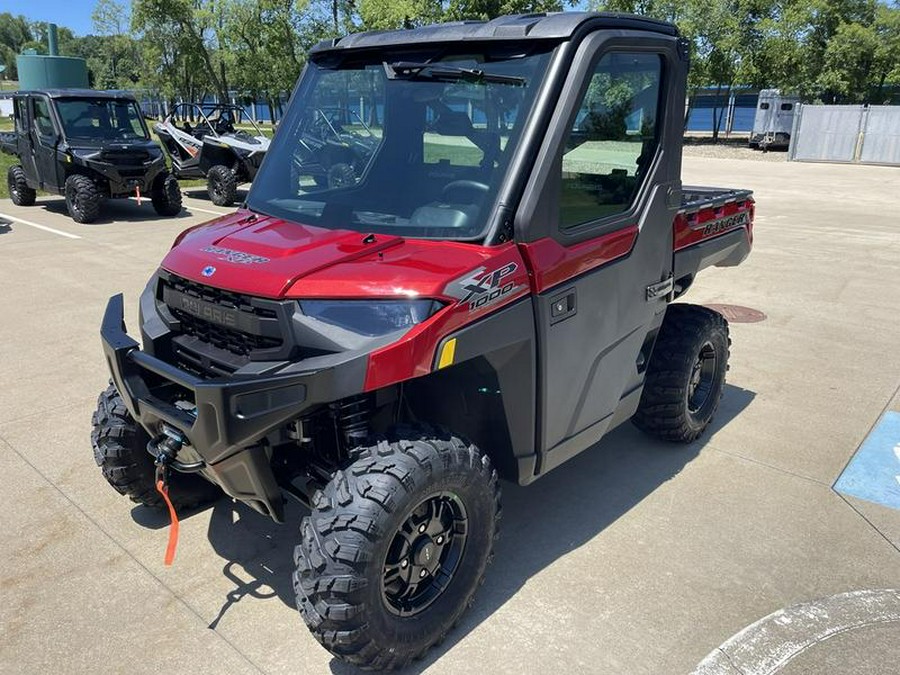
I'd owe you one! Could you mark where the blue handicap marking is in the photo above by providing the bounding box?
[834,411,900,510]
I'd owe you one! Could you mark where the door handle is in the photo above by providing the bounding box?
[549,289,576,324]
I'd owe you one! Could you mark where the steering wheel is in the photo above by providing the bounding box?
[441,180,489,204]
[215,113,234,134]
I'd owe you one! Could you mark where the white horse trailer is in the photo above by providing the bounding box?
[750,89,799,149]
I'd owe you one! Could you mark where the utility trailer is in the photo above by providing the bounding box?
[749,88,799,150]
[91,12,754,670]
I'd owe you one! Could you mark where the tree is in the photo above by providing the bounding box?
[90,0,142,88]
[220,0,315,122]
[132,0,230,103]
[818,21,878,102]
[357,0,444,29]
[0,12,33,77]
[444,1,563,21]
[871,3,900,103]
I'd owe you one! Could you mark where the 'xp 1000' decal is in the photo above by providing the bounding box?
[446,263,522,312]
[690,210,750,237]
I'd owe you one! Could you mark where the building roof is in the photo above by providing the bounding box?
[311,12,678,56]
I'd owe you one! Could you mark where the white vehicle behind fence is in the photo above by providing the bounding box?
[750,89,799,150]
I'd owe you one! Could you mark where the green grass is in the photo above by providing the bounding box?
[0,151,16,199]
[0,116,13,198]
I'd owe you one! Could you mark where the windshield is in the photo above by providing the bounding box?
[246,47,554,240]
[56,98,149,142]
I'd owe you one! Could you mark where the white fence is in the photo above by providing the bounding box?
[788,104,900,166]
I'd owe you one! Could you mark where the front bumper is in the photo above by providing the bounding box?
[101,293,363,521]
[84,159,165,197]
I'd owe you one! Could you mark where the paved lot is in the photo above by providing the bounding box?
[1,164,898,675]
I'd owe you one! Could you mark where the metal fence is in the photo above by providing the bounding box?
[789,104,900,165]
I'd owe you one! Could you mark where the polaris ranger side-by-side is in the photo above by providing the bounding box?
[92,13,754,670]
[155,103,271,206]
[2,90,182,223]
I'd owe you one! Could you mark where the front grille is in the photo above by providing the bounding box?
[165,274,279,319]
[170,307,282,355]
[159,273,290,378]
[101,150,151,165]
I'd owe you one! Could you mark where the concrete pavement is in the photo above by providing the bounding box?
[0,162,898,674]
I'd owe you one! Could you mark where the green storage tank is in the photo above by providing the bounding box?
[16,54,89,89]
[16,23,88,90]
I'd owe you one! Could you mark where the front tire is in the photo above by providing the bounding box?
[632,304,730,442]
[65,174,103,223]
[91,384,221,509]
[207,164,237,206]
[293,426,500,670]
[8,165,36,206]
[151,171,183,216]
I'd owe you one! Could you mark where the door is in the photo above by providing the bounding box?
[516,33,687,474]
[13,96,39,184]
[29,95,62,190]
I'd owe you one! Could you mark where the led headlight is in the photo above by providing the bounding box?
[298,299,443,337]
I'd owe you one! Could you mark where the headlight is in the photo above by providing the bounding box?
[298,299,443,337]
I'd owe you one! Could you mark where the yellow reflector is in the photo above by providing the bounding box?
[437,338,456,369]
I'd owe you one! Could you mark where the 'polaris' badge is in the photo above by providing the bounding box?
[202,265,216,277]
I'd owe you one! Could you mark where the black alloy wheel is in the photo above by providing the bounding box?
[382,491,468,617]
[632,303,730,442]
[293,425,500,670]
[687,340,718,414]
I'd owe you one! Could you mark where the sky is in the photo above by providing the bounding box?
[0,0,596,39]
[0,0,97,37]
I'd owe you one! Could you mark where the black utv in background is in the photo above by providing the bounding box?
[1,90,182,223]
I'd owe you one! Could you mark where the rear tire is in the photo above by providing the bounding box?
[151,171,183,216]
[207,165,237,206]
[632,304,730,442]
[8,165,36,206]
[91,383,221,509]
[65,174,103,223]
[293,425,500,670]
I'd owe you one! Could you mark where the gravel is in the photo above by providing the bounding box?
[682,141,789,162]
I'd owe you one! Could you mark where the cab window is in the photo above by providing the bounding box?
[14,97,27,134]
[559,52,663,230]
[33,97,56,139]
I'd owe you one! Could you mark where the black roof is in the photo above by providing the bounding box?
[311,11,677,55]
[13,89,137,100]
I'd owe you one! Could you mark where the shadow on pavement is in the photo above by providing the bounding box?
[130,383,755,667]
[183,187,249,204]
[0,221,11,235]
[39,197,194,224]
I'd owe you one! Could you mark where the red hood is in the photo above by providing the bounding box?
[161,210,506,299]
